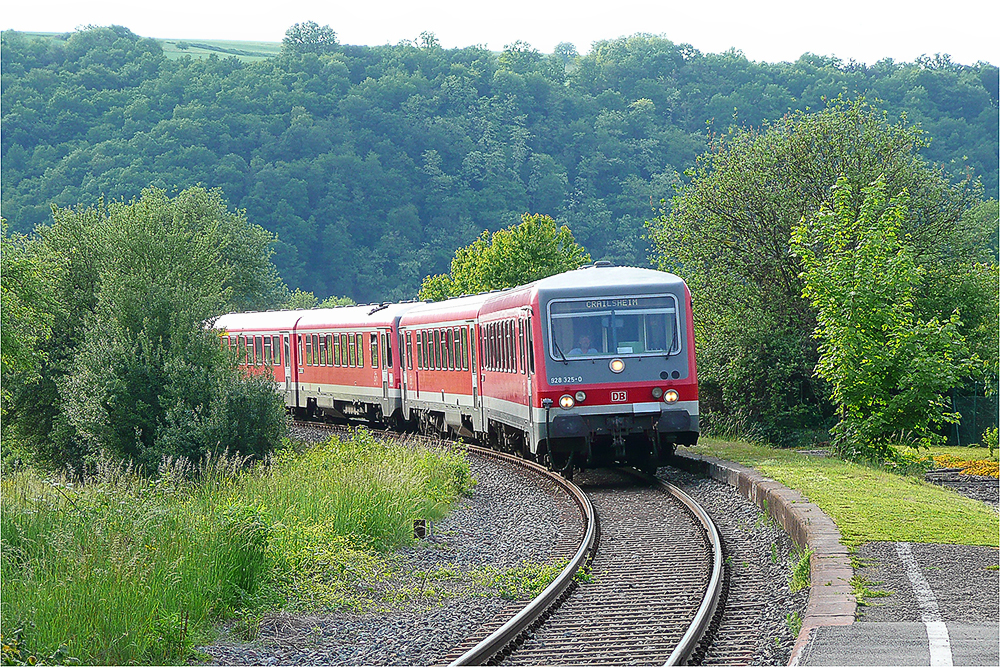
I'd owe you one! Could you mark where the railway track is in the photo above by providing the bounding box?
[293,420,725,666]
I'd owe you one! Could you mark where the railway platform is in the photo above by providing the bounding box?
[673,452,999,667]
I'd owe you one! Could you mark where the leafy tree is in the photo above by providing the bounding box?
[648,97,983,443]
[791,177,973,457]
[0,222,59,411]
[419,213,590,300]
[281,22,338,55]
[5,188,286,470]
[281,288,355,309]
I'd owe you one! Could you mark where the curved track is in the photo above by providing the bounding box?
[291,421,723,666]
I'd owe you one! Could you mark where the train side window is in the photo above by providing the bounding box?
[510,321,515,373]
[356,333,363,368]
[263,335,272,366]
[416,331,423,369]
[313,334,320,366]
[510,321,516,373]
[273,335,282,366]
[406,331,413,370]
[252,335,261,366]
[461,328,469,371]
[453,327,461,371]
[470,326,477,370]
[334,334,341,366]
[386,333,393,368]
[434,329,448,371]
[371,333,379,368]
[428,329,435,370]
[518,321,525,374]
[304,335,311,365]
[501,323,508,372]
[502,322,509,373]
[284,335,290,368]
[444,329,455,371]
[489,324,495,371]
[297,335,304,368]
[527,322,534,374]
[486,324,492,370]
[316,334,324,366]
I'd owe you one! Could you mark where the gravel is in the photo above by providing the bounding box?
[655,465,810,666]
[195,452,581,666]
[925,472,999,508]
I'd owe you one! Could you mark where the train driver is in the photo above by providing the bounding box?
[569,333,599,356]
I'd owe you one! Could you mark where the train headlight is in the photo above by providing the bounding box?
[652,387,663,399]
[559,394,575,409]
[609,358,625,373]
[664,389,680,404]
[575,391,587,403]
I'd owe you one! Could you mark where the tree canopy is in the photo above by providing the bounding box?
[648,98,995,445]
[2,187,286,470]
[419,213,590,300]
[2,27,996,305]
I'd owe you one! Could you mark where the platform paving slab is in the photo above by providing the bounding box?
[797,622,999,666]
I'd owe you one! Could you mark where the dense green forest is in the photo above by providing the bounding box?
[2,24,997,303]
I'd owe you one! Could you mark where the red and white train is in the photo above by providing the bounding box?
[215,263,699,475]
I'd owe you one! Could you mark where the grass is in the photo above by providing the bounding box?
[687,438,999,548]
[13,32,282,63]
[0,429,473,665]
[850,576,894,606]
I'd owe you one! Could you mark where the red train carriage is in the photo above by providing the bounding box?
[397,294,490,438]
[216,263,698,475]
[214,302,420,426]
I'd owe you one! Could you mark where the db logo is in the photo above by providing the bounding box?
[610,391,627,402]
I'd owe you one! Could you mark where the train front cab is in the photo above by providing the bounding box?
[533,266,699,473]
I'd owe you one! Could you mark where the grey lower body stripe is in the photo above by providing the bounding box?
[896,542,953,667]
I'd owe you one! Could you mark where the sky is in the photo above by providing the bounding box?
[4,0,998,67]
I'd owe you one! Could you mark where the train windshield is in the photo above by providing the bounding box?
[547,295,680,360]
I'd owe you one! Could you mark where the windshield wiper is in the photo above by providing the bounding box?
[664,325,679,359]
[552,338,569,365]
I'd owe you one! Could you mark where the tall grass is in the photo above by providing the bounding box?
[1,430,473,665]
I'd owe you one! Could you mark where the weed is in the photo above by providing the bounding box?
[786,611,803,636]
[851,576,893,606]
[789,548,813,593]
[985,565,998,571]
[470,561,567,600]
[770,542,780,564]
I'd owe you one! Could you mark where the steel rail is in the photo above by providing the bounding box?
[448,445,597,666]
[648,473,725,666]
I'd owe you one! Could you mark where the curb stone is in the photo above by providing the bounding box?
[670,452,856,666]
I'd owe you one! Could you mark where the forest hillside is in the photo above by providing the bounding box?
[2,25,997,302]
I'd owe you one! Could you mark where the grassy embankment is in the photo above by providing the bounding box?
[16,32,282,63]
[1,430,473,665]
[687,439,999,548]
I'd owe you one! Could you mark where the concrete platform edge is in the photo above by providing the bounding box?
[670,451,856,667]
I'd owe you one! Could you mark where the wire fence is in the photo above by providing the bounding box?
[950,384,998,447]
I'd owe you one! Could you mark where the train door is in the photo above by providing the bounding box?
[522,311,536,443]
[399,331,409,404]
[281,331,292,402]
[379,329,391,401]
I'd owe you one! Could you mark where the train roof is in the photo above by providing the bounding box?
[214,302,422,332]
[398,292,492,325]
[531,265,686,293]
